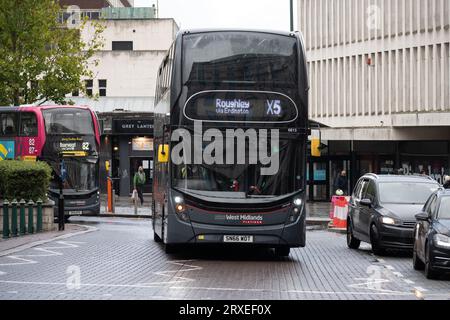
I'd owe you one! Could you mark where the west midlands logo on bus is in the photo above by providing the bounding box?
[0,141,15,161]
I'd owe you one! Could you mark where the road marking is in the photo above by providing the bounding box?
[370,256,430,295]
[0,241,85,276]
[137,260,203,285]
[392,272,404,278]
[0,279,416,297]
[0,225,97,258]
[348,278,401,294]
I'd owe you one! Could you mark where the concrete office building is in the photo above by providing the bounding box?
[298,0,450,201]
[59,1,179,196]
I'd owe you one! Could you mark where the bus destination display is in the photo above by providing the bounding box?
[184,91,298,123]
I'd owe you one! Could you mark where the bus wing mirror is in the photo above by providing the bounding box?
[311,129,321,157]
[158,144,169,163]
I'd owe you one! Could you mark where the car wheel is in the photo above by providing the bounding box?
[274,246,291,257]
[64,216,71,223]
[347,219,361,249]
[370,224,386,256]
[413,242,425,270]
[425,245,439,280]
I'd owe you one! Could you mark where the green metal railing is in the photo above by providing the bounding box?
[2,199,43,239]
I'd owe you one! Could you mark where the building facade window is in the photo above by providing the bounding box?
[85,80,93,97]
[112,41,133,51]
[99,79,107,97]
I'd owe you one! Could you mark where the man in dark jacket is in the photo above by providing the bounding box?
[334,170,348,195]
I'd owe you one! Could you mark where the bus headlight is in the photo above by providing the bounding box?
[173,195,189,222]
[293,198,302,207]
[174,196,184,204]
[176,203,186,213]
[289,198,304,223]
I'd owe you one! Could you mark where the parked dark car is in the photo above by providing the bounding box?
[347,174,440,255]
[413,188,450,279]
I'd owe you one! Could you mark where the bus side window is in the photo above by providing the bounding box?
[20,112,38,137]
[0,113,18,136]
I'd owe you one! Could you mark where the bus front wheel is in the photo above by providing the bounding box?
[275,246,290,257]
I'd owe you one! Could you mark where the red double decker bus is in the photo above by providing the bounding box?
[0,105,101,218]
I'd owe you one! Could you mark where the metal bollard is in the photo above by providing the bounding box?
[11,199,18,237]
[36,199,43,233]
[134,191,138,215]
[112,189,116,214]
[2,200,10,239]
[28,200,34,234]
[19,199,26,235]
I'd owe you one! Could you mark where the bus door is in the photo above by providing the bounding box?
[16,112,39,161]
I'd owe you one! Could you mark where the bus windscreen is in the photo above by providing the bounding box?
[183,32,299,87]
[43,108,94,135]
[172,138,304,198]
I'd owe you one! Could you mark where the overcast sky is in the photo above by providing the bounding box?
[134,0,297,31]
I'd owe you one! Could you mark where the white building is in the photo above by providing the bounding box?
[64,7,179,196]
[75,16,178,113]
[297,0,450,201]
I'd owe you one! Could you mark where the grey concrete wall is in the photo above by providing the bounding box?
[298,0,450,131]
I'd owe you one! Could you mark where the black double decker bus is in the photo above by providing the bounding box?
[153,29,309,255]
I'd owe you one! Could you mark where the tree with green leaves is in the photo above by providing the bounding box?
[0,0,104,106]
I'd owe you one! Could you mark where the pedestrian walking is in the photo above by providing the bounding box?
[334,170,348,195]
[133,166,146,206]
[444,175,450,189]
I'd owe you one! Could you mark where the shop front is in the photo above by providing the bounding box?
[307,140,450,202]
[98,114,154,197]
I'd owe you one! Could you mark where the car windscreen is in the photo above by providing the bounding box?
[378,182,440,204]
[43,108,94,135]
[438,197,450,219]
[183,32,299,87]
